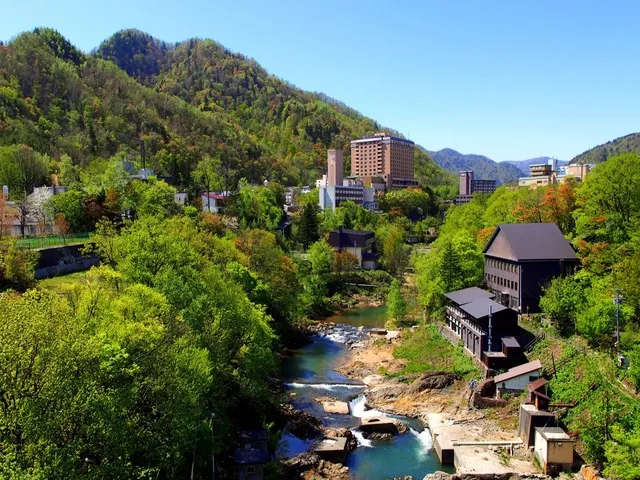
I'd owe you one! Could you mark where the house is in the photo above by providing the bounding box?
[234,429,269,480]
[483,223,579,314]
[443,287,518,360]
[534,427,574,475]
[327,227,378,269]
[174,193,187,206]
[493,359,542,398]
[201,192,227,214]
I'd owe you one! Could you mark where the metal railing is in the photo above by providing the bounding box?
[15,233,91,250]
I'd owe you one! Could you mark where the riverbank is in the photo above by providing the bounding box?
[334,326,542,476]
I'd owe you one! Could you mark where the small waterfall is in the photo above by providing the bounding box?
[284,382,364,391]
[351,428,373,448]
[349,394,384,418]
[409,428,433,455]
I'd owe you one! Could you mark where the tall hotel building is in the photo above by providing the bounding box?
[350,133,418,189]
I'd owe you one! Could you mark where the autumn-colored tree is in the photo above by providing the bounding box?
[540,179,577,235]
[334,251,359,281]
[54,213,71,238]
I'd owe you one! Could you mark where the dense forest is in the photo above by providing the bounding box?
[571,131,640,165]
[0,28,453,191]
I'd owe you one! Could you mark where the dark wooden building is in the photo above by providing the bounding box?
[444,287,518,360]
[483,223,579,314]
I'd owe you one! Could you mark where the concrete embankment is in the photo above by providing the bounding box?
[34,244,100,279]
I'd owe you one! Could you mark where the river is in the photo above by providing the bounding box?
[279,306,454,479]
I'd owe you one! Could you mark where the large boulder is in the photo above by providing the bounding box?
[405,372,456,395]
[280,404,322,439]
[282,452,321,477]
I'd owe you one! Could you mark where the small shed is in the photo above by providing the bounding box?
[234,429,269,480]
[518,404,556,447]
[534,427,574,474]
[494,360,542,398]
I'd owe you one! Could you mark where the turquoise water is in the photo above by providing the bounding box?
[280,309,454,479]
[323,305,388,328]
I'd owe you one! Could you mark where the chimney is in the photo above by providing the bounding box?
[327,149,344,186]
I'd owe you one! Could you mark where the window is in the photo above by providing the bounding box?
[246,466,256,474]
[529,375,538,381]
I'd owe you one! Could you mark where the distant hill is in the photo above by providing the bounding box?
[504,157,567,175]
[0,28,452,189]
[427,148,524,185]
[571,132,640,164]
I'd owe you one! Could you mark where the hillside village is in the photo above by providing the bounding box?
[1,27,640,480]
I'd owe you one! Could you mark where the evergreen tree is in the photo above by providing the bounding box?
[297,203,320,249]
[440,241,462,292]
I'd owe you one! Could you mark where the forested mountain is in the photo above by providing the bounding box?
[571,132,640,165]
[0,28,451,190]
[504,157,567,175]
[428,148,524,184]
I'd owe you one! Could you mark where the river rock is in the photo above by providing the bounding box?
[282,451,321,476]
[362,374,385,386]
[306,459,350,479]
[405,372,456,395]
[362,431,395,441]
[322,400,350,414]
[392,418,409,434]
[366,380,408,404]
[279,404,322,439]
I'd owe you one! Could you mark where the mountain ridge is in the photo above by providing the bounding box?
[570,132,640,164]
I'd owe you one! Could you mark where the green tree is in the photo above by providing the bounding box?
[378,223,410,279]
[440,240,462,292]
[387,279,408,324]
[300,239,334,314]
[0,145,49,198]
[231,180,283,231]
[539,275,586,336]
[46,190,88,232]
[296,203,320,249]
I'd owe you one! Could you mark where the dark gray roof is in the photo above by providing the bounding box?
[484,223,578,261]
[234,448,268,465]
[238,428,268,443]
[460,298,508,319]
[444,287,495,305]
[502,337,520,348]
[328,228,375,248]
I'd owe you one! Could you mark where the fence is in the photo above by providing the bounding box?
[15,233,91,250]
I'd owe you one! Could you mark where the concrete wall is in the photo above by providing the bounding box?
[34,244,100,279]
[498,371,540,392]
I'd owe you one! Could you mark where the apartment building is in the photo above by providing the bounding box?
[483,223,579,313]
[350,133,417,189]
[456,170,497,205]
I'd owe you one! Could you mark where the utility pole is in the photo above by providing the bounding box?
[488,305,493,352]
[613,289,623,353]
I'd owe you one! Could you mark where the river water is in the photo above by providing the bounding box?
[279,307,453,479]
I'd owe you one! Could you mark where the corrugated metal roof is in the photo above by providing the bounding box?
[459,297,508,319]
[483,223,578,261]
[494,359,542,384]
[444,287,495,305]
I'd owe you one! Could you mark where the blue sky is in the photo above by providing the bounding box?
[2,0,639,161]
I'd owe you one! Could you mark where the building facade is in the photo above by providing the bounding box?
[443,287,518,360]
[327,227,378,269]
[455,171,496,205]
[483,223,579,313]
[350,134,417,189]
[327,149,344,186]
